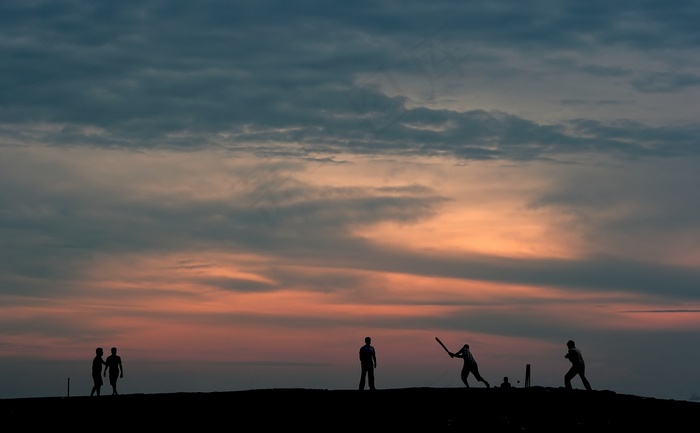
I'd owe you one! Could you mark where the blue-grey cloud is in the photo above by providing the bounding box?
[2,0,700,401]
[2,0,699,160]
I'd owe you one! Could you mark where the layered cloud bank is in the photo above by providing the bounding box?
[1,1,699,400]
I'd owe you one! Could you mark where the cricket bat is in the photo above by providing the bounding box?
[435,337,451,355]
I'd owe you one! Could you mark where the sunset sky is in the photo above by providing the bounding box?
[2,1,700,401]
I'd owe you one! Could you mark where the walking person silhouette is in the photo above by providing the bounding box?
[90,347,106,396]
[104,347,124,395]
[564,340,592,390]
[449,343,490,388]
[358,336,377,391]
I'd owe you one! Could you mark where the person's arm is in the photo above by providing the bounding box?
[372,352,376,368]
[119,360,124,377]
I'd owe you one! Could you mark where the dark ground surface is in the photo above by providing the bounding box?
[2,386,699,431]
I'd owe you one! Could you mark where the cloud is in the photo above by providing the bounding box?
[2,0,699,156]
[1,0,700,401]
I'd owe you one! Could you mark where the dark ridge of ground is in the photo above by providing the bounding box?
[2,386,698,431]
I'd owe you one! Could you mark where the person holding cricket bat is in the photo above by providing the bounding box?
[450,343,490,388]
[564,339,592,391]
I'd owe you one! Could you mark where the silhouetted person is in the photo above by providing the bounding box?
[449,343,490,388]
[104,346,124,395]
[358,336,377,391]
[90,347,106,396]
[500,376,512,388]
[564,340,592,390]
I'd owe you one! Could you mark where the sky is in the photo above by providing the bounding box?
[1,0,700,401]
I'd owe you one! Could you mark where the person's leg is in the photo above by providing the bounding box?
[460,368,470,387]
[579,366,592,391]
[111,375,119,395]
[368,367,376,390]
[564,366,576,389]
[91,375,102,396]
[580,375,592,391]
[359,367,367,390]
[472,365,490,388]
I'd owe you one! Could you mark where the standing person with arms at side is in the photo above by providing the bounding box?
[358,336,377,391]
[104,346,124,395]
[564,339,592,390]
[449,343,490,388]
[90,347,106,396]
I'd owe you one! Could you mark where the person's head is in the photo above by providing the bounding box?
[503,376,509,382]
[463,344,470,349]
[96,347,103,355]
[111,347,118,354]
[566,340,575,349]
[365,337,371,344]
